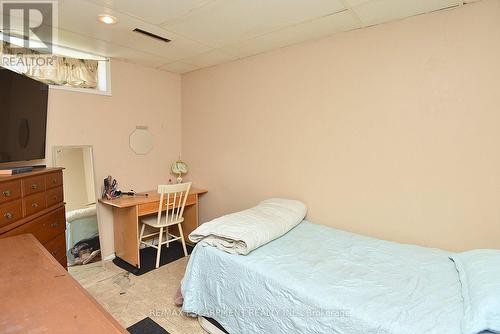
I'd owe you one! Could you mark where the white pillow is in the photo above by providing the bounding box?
[189,198,307,254]
[450,250,500,334]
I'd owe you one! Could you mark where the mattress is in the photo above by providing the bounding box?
[182,221,465,334]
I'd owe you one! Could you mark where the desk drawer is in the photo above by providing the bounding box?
[0,181,22,204]
[3,207,65,244]
[138,193,197,216]
[46,172,63,189]
[46,187,64,207]
[0,200,23,228]
[45,232,66,261]
[138,201,160,216]
[23,175,46,196]
[24,192,47,217]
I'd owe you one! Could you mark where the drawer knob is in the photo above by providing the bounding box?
[53,195,58,200]
[32,202,39,208]
[52,178,57,184]
[2,190,11,197]
[51,222,59,228]
[4,212,13,220]
[31,184,38,190]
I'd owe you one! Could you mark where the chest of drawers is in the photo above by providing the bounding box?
[0,168,67,268]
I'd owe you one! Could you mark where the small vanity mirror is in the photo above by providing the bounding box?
[53,146,100,267]
[130,126,154,155]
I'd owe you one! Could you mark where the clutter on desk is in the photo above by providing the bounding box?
[101,175,149,200]
[102,175,119,199]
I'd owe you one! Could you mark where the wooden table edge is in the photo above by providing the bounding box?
[1,233,129,334]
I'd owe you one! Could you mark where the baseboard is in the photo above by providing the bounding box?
[102,253,116,262]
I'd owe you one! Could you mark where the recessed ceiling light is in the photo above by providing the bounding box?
[98,15,117,25]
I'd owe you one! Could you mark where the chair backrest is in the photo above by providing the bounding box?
[156,182,192,225]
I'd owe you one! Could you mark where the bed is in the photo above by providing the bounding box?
[66,205,99,264]
[182,221,498,334]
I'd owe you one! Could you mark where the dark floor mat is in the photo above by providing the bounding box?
[204,317,229,333]
[127,317,169,334]
[113,240,193,276]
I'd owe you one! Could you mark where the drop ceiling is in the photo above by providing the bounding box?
[2,0,482,74]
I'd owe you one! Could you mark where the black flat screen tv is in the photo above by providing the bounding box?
[0,68,48,163]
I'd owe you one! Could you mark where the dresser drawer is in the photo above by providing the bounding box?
[0,200,23,228]
[0,180,22,204]
[23,175,46,196]
[24,192,47,217]
[57,254,68,269]
[46,186,64,207]
[2,207,65,244]
[45,232,66,261]
[46,172,63,190]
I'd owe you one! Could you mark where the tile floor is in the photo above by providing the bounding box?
[68,258,206,334]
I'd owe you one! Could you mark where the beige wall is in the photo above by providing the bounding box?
[42,60,180,259]
[0,60,180,260]
[182,0,500,251]
[2,1,498,257]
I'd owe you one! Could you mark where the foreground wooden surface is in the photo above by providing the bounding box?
[0,234,128,334]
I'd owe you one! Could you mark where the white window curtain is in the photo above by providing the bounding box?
[1,42,99,89]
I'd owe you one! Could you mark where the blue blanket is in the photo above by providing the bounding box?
[182,221,464,334]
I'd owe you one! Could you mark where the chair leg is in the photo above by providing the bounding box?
[166,226,169,248]
[156,227,163,268]
[177,223,188,257]
[139,223,145,244]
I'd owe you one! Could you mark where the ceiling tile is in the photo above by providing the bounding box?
[1,0,477,72]
[159,61,199,74]
[183,49,239,67]
[58,0,210,62]
[345,0,372,6]
[57,29,168,67]
[352,0,462,26]
[232,10,360,58]
[82,0,216,25]
[163,0,346,47]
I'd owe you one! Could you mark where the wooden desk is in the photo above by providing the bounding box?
[99,188,207,268]
[0,234,127,334]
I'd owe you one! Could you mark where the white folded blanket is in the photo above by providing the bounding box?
[188,198,307,255]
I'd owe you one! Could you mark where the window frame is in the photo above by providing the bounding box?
[49,60,112,96]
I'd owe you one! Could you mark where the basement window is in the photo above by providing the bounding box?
[0,39,111,95]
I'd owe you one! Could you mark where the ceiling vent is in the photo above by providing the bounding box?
[133,28,171,43]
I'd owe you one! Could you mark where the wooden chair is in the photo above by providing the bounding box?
[139,182,192,268]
